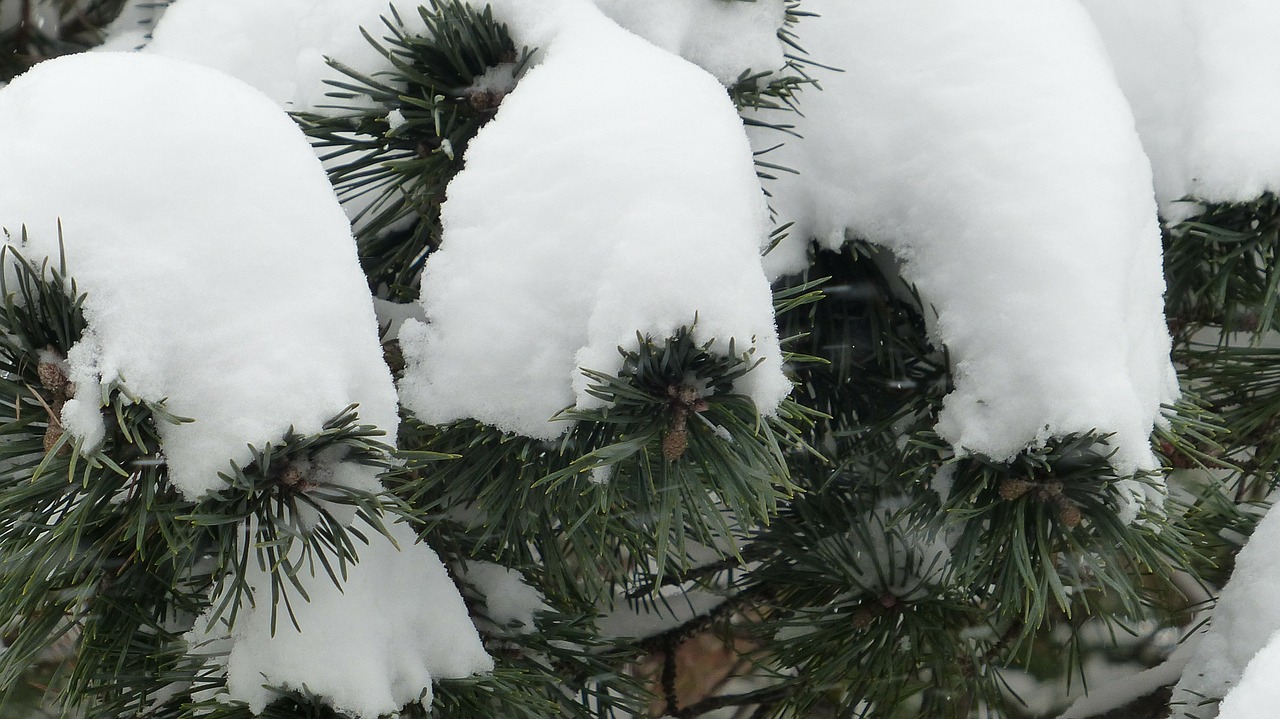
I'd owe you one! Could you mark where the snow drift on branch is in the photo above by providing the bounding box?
[1169,504,1280,719]
[398,0,790,438]
[1081,0,1280,220]
[144,0,430,112]
[0,51,399,501]
[590,0,789,85]
[754,0,1178,477]
[0,52,490,717]
[190,520,493,717]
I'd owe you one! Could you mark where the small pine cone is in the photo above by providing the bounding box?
[851,606,876,629]
[43,423,64,454]
[999,479,1033,501]
[672,385,700,406]
[662,427,688,461]
[1058,499,1082,529]
[1036,481,1065,500]
[38,359,69,399]
[279,464,305,488]
[467,89,505,113]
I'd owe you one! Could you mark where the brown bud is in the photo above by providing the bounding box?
[672,385,700,406]
[1037,481,1065,500]
[999,479,1033,501]
[43,423,64,454]
[1058,499,1082,529]
[38,360,69,399]
[662,427,688,461]
[851,608,875,629]
[878,593,899,609]
[279,464,305,488]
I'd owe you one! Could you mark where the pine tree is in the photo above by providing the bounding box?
[1,2,1279,719]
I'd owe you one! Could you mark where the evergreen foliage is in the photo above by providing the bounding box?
[1,3,1278,719]
[294,0,530,300]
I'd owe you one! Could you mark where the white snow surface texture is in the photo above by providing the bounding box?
[0,52,399,501]
[143,0,789,104]
[1217,627,1280,719]
[144,0,432,111]
[190,520,492,717]
[591,0,788,84]
[398,0,790,438]
[0,52,491,718]
[1169,504,1280,719]
[754,0,1178,474]
[1080,0,1280,220]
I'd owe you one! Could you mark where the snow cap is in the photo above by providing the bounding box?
[0,52,398,500]
[399,0,790,438]
[753,0,1179,478]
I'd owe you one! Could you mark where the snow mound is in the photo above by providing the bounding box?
[1217,627,1280,719]
[398,0,790,438]
[1170,504,1280,719]
[190,519,492,717]
[752,0,1178,475]
[1081,0,1280,220]
[0,52,397,500]
[590,0,788,85]
[144,0,431,111]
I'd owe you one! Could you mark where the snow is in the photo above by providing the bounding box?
[590,0,788,85]
[189,519,492,718]
[1217,628,1280,719]
[143,0,431,112]
[460,562,548,632]
[751,0,1179,475]
[0,51,490,718]
[398,0,790,439]
[0,52,398,501]
[597,586,727,641]
[1059,623,1201,718]
[1081,0,1280,220]
[837,501,950,601]
[1169,504,1280,719]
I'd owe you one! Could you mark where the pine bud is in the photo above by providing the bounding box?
[851,606,876,629]
[662,427,689,461]
[279,464,306,488]
[1058,499,1082,529]
[42,423,63,454]
[999,478,1033,500]
[38,359,70,399]
[1037,481,1064,500]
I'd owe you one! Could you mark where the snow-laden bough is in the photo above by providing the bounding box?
[0,52,490,717]
[752,0,1179,503]
[398,0,791,438]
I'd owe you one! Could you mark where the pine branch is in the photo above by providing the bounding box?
[294,0,531,299]
[393,323,816,605]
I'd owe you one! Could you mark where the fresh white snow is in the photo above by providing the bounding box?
[143,0,429,112]
[1169,504,1280,719]
[0,51,399,500]
[398,0,790,438]
[590,0,788,85]
[460,561,548,632]
[1216,627,1280,719]
[189,519,492,717]
[751,0,1179,479]
[1081,0,1280,220]
[0,50,491,717]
